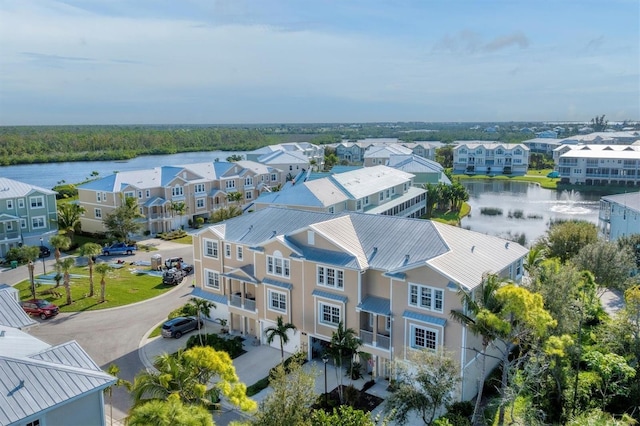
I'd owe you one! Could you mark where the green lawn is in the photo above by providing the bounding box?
[454,170,559,190]
[15,263,177,312]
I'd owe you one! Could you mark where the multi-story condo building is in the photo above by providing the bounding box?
[556,145,640,186]
[0,178,58,258]
[251,150,310,180]
[334,139,439,164]
[598,192,640,240]
[560,131,640,146]
[453,143,529,175]
[386,154,451,186]
[522,138,562,156]
[363,145,413,166]
[77,160,281,235]
[246,142,325,171]
[190,207,528,401]
[252,165,427,218]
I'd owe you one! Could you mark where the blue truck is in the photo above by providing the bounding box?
[102,242,137,256]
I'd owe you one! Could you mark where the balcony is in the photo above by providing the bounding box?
[359,330,390,350]
[229,294,256,312]
[0,231,20,241]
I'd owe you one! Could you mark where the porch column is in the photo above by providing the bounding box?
[372,313,378,346]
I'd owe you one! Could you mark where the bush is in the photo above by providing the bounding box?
[168,304,197,319]
[343,384,359,407]
[480,207,503,216]
[246,377,270,397]
[361,379,375,392]
[185,333,245,359]
[348,361,363,380]
[158,230,187,240]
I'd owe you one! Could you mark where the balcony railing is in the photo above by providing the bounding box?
[229,294,256,311]
[359,330,390,350]
[0,231,20,240]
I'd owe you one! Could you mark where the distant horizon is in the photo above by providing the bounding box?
[1,1,638,126]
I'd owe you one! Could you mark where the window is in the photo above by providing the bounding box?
[95,208,102,219]
[386,316,391,331]
[137,191,143,199]
[268,289,287,312]
[225,243,231,258]
[364,196,369,205]
[245,177,253,186]
[386,189,390,198]
[245,191,252,200]
[124,191,135,199]
[319,302,341,326]
[267,252,290,278]
[356,199,362,210]
[195,183,205,193]
[226,180,236,189]
[317,266,344,289]
[379,192,384,201]
[237,246,243,260]
[409,283,443,313]
[411,324,437,350]
[30,196,44,208]
[26,420,41,426]
[328,206,334,214]
[20,219,26,229]
[271,173,277,181]
[6,200,13,209]
[204,239,219,258]
[146,190,151,198]
[172,186,184,197]
[205,270,220,289]
[97,192,102,202]
[6,222,12,231]
[196,198,205,208]
[18,199,24,208]
[31,216,45,229]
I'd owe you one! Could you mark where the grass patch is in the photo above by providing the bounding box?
[170,235,193,245]
[14,264,174,312]
[149,325,162,338]
[454,173,559,190]
[429,202,471,226]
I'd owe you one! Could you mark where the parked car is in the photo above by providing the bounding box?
[20,299,59,320]
[39,246,51,258]
[164,257,194,274]
[161,316,202,339]
[102,242,137,256]
[162,268,189,286]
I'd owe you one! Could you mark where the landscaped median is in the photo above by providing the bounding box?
[14,260,182,312]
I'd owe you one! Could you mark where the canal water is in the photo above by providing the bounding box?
[460,180,601,246]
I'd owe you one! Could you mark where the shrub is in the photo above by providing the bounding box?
[480,207,503,216]
[508,209,524,219]
[348,361,363,380]
[343,384,359,407]
[246,377,270,397]
[168,304,197,319]
[361,379,375,392]
[185,333,245,359]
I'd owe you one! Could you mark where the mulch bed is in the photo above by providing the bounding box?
[313,385,384,413]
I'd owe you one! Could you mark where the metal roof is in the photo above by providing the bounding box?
[262,277,293,290]
[191,287,228,305]
[30,341,102,371]
[601,192,640,213]
[312,289,348,303]
[330,165,414,199]
[403,310,447,326]
[0,178,56,199]
[0,290,36,329]
[357,296,391,316]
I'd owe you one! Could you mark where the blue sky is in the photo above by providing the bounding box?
[0,0,638,125]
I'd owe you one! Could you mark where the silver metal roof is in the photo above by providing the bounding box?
[30,341,102,372]
[0,290,36,329]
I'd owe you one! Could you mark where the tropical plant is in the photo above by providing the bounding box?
[328,321,362,404]
[227,191,244,205]
[126,394,214,426]
[59,257,76,305]
[50,234,72,264]
[57,202,85,242]
[95,262,114,303]
[210,205,242,223]
[188,297,216,346]
[105,364,131,426]
[79,242,103,298]
[103,194,144,241]
[265,316,297,361]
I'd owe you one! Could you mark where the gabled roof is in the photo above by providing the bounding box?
[330,165,414,199]
[364,145,412,158]
[387,154,445,174]
[257,150,309,165]
[0,178,56,199]
[0,288,36,329]
[0,328,114,426]
[601,192,640,213]
[256,179,348,208]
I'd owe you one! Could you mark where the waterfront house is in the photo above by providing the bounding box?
[252,165,427,218]
[0,178,58,259]
[453,142,529,175]
[386,154,451,186]
[246,142,325,171]
[598,192,640,240]
[555,145,640,186]
[190,207,528,402]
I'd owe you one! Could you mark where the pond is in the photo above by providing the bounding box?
[459,180,601,247]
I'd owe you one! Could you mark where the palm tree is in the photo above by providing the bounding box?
[105,364,131,426]
[524,246,546,276]
[57,202,85,243]
[59,257,76,305]
[170,201,188,229]
[227,191,243,205]
[329,321,361,403]
[95,262,114,303]
[189,297,216,346]
[80,242,103,298]
[50,234,72,264]
[450,274,506,426]
[265,316,297,361]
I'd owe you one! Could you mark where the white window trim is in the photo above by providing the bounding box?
[204,239,219,259]
[409,283,444,313]
[237,246,243,260]
[317,265,344,290]
[225,243,231,258]
[204,269,220,290]
[95,208,102,219]
[318,301,342,328]
[266,254,290,278]
[20,219,26,229]
[196,198,205,209]
[6,200,13,209]
[18,199,25,208]
[268,289,287,313]
[31,216,46,229]
[410,323,439,351]
[29,195,44,209]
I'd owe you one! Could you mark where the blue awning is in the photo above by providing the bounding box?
[402,310,446,326]
[312,289,348,303]
[262,277,293,290]
[357,296,391,316]
[191,287,228,305]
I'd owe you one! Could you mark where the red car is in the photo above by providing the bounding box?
[20,299,59,320]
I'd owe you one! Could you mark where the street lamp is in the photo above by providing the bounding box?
[322,354,329,407]
[40,237,46,275]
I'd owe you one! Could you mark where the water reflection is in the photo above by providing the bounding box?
[460,180,601,246]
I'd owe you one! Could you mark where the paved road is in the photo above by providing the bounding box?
[20,241,195,422]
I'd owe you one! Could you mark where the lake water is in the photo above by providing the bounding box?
[0,151,246,190]
[460,180,601,246]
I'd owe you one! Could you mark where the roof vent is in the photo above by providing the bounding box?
[471,246,475,253]
[505,242,510,249]
[403,254,410,265]
[0,330,5,337]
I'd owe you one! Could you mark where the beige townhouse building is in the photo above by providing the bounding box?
[77,160,281,235]
[191,207,528,401]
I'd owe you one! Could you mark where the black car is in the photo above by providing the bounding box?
[161,316,202,339]
[39,246,51,258]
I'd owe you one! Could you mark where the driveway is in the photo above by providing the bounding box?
[25,240,195,422]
